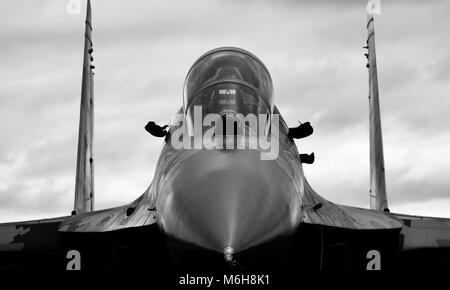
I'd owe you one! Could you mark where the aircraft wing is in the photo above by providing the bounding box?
[0,216,66,270]
[0,216,66,252]
[301,181,402,230]
[0,188,158,271]
[301,183,450,252]
[302,201,403,230]
[302,200,450,248]
[58,190,157,232]
[391,212,450,250]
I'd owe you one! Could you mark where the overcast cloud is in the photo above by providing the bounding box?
[0,0,449,222]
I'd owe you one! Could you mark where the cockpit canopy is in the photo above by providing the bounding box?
[183,47,274,122]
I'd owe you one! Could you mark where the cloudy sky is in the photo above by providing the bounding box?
[0,0,449,222]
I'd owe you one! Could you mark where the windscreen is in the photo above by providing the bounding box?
[183,48,274,132]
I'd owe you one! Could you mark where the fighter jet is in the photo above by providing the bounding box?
[1,0,450,277]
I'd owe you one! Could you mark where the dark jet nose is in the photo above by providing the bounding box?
[159,149,301,254]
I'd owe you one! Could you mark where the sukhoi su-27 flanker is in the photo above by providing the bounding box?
[1,0,450,273]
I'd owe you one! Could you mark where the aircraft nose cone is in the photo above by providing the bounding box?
[160,149,300,253]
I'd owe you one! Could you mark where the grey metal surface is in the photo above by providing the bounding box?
[366,13,388,212]
[73,0,95,214]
